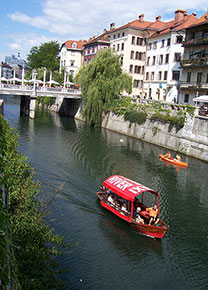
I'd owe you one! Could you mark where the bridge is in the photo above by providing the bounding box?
[0,84,82,118]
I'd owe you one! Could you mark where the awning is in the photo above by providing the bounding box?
[103,175,159,202]
[193,95,208,103]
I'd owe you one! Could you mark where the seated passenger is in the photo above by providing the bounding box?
[107,193,115,204]
[121,203,128,213]
[135,207,144,224]
[146,204,159,225]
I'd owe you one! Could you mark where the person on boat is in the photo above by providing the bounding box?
[165,152,171,159]
[135,207,144,224]
[146,205,159,225]
[175,153,181,161]
[108,193,115,204]
[121,203,128,213]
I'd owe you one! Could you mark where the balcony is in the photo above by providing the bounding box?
[180,57,208,68]
[183,38,208,47]
[179,81,208,90]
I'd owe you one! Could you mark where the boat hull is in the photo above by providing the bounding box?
[97,192,168,239]
[159,154,188,168]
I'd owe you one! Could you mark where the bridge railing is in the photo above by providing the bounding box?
[0,84,81,95]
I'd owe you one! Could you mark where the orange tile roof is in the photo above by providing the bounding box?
[63,40,87,50]
[85,31,110,45]
[149,14,198,39]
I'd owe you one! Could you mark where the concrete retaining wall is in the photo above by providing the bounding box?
[75,107,208,162]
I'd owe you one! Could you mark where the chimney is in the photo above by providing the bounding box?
[205,10,208,20]
[139,14,144,22]
[103,28,107,33]
[175,9,187,23]
[192,12,197,16]
[110,22,115,30]
[184,12,188,21]
[155,15,161,21]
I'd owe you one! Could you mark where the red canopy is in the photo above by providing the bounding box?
[103,175,159,202]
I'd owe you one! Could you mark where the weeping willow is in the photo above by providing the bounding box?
[75,49,132,126]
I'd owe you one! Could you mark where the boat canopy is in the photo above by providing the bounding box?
[103,175,159,202]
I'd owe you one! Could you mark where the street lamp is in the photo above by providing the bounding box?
[32,69,37,91]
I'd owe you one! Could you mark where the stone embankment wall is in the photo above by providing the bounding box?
[75,107,208,162]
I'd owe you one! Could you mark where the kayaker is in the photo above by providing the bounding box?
[175,153,181,161]
[165,152,171,159]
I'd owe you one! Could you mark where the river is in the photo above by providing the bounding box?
[2,96,208,290]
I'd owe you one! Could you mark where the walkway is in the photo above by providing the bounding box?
[0,84,81,99]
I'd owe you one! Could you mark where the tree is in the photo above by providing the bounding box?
[75,48,132,126]
[27,41,60,71]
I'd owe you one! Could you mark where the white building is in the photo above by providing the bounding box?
[108,15,172,97]
[144,10,198,103]
[59,40,87,77]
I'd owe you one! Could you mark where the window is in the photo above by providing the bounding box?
[174,53,181,62]
[134,80,140,88]
[187,72,191,83]
[72,42,77,48]
[130,51,134,59]
[113,45,115,51]
[167,38,170,46]
[63,60,66,66]
[159,54,163,65]
[184,94,189,103]
[120,56,123,66]
[70,60,75,66]
[149,88,152,98]
[147,57,150,65]
[122,32,125,37]
[129,65,133,73]
[158,71,162,80]
[164,71,168,80]
[146,72,149,80]
[172,70,180,81]
[152,56,156,65]
[161,39,165,47]
[121,43,124,50]
[132,36,135,44]
[176,35,183,43]
[118,33,120,38]
[165,54,169,63]
[117,44,120,51]
[113,34,116,39]
[151,72,155,80]
[206,73,208,83]
[190,32,195,40]
[153,41,157,49]
[147,43,152,50]
[70,70,74,77]
[87,48,90,54]
[197,72,202,84]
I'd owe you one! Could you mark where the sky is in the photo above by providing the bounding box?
[0,0,207,62]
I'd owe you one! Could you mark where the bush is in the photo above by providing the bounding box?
[124,110,147,125]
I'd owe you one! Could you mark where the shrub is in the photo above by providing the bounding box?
[124,110,147,125]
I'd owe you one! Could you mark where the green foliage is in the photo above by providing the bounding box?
[124,110,147,125]
[150,112,185,130]
[27,41,60,71]
[185,104,195,117]
[36,96,55,107]
[0,117,65,290]
[75,48,132,126]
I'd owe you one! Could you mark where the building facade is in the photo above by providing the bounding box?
[59,40,87,77]
[144,10,198,103]
[179,13,208,105]
[83,30,110,65]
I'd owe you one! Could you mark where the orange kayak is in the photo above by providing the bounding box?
[159,154,188,168]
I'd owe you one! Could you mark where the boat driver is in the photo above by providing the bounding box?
[146,205,159,225]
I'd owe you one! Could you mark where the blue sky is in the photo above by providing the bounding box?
[0,0,207,62]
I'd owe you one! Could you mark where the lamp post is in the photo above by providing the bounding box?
[43,67,46,90]
[21,66,25,88]
[32,69,37,92]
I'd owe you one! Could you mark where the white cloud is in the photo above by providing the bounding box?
[8,0,207,39]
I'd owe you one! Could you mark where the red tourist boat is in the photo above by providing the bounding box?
[96,175,169,239]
